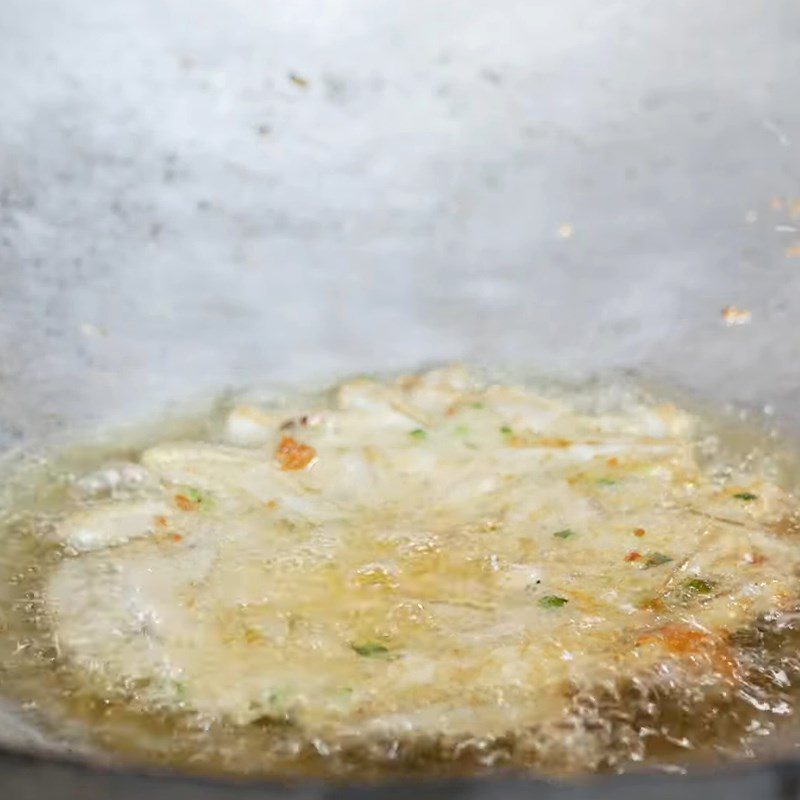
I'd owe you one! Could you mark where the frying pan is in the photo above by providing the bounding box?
[2,0,800,796]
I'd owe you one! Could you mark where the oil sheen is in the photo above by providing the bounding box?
[1,366,800,780]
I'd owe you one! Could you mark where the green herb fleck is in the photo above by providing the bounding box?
[643,552,673,569]
[408,429,427,440]
[351,641,393,659]
[470,402,485,410]
[553,529,576,540]
[182,486,213,509]
[453,424,471,437]
[500,425,513,435]
[596,477,617,486]
[684,578,715,594]
[538,595,569,609]
[733,492,758,501]
[174,681,187,700]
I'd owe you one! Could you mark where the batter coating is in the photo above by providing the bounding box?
[45,367,800,758]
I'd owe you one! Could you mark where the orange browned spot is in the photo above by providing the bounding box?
[636,623,714,654]
[154,515,169,528]
[634,624,736,678]
[275,435,316,471]
[264,499,279,511]
[606,457,619,467]
[444,405,457,417]
[786,244,800,258]
[170,533,183,542]
[534,437,571,448]
[633,527,646,537]
[174,494,199,512]
[638,597,666,612]
[721,305,752,325]
[791,199,800,219]
[624,550,642,562]
[509,435,572,449]
[663,626,716,655]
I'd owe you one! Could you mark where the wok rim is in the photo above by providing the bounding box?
[0,738,798,799]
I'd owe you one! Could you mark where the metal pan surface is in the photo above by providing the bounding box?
[1,1,800,796]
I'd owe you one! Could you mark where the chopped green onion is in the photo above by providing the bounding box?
[733,492,758,501]
[408,429,427,440]
[500,425,513,435]
[470,402,485,409]
[643,552,673,569]
[538,595,568,608]
[596,477,617,486]
[553,529,576,539]
[684,578,715,594]
[453,424,471,437]
[350,641,392,659]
